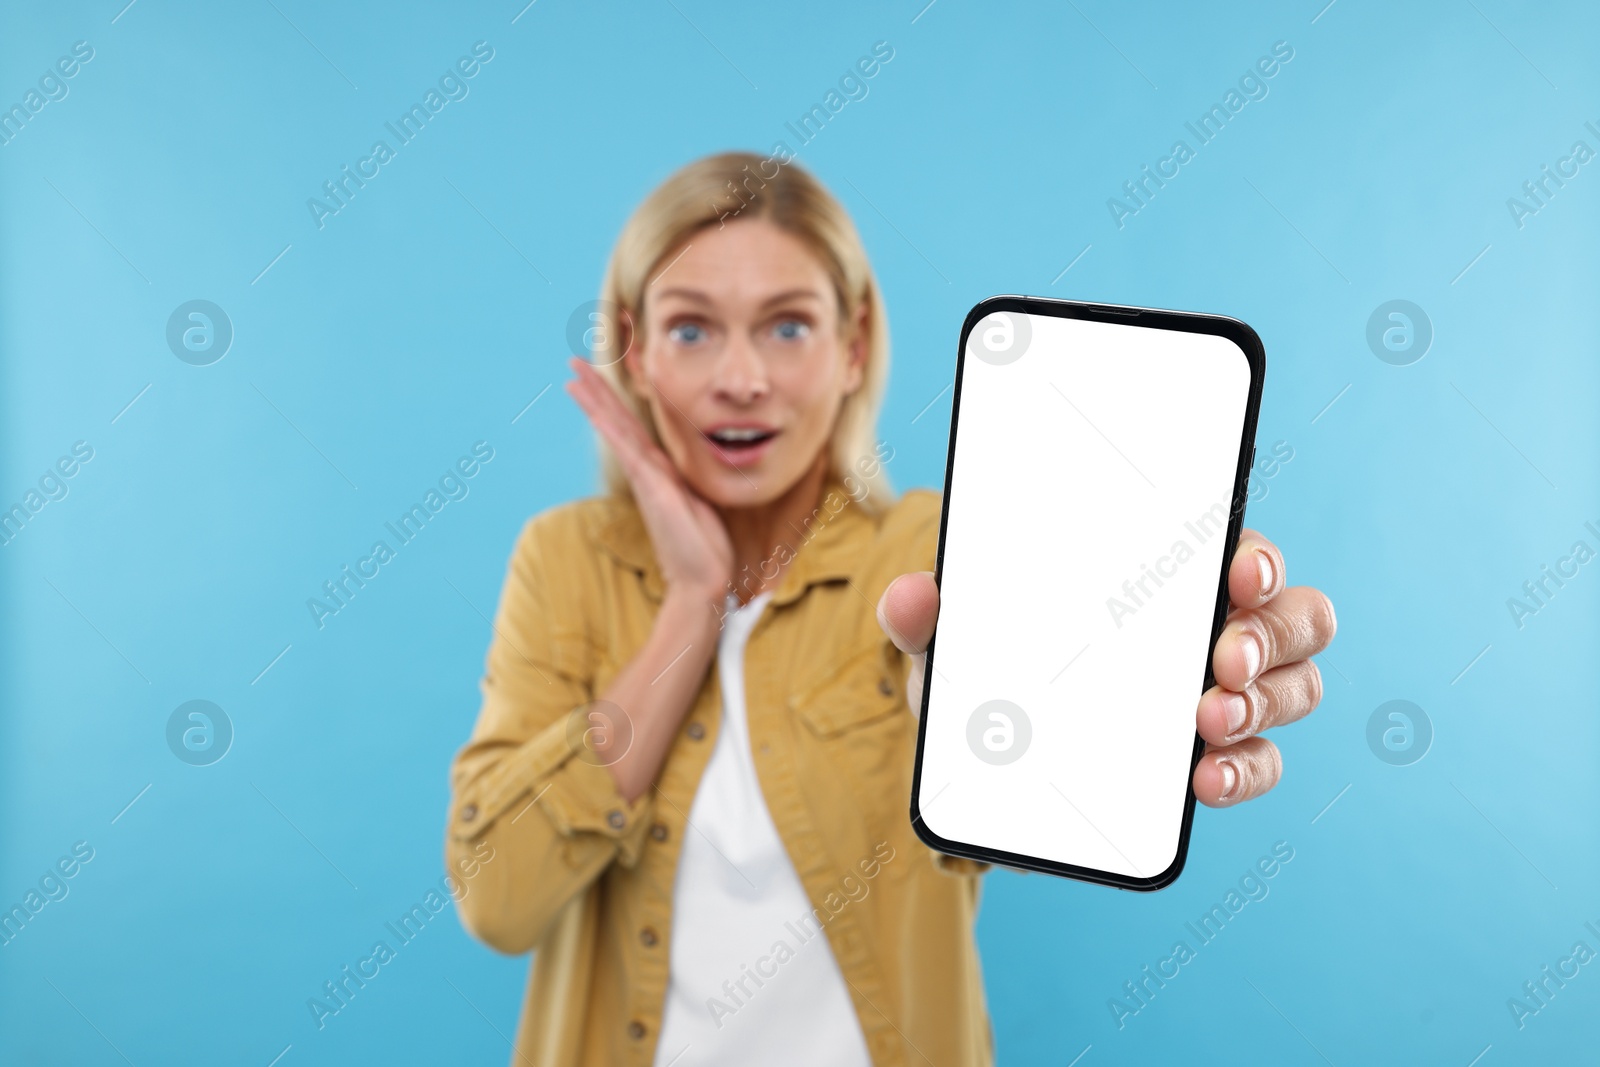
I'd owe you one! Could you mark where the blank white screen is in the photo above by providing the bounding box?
[919,310,1252,880]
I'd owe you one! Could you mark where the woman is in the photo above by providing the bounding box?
[445,152,1336,1067]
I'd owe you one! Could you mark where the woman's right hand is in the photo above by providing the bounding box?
[565,356,733,604]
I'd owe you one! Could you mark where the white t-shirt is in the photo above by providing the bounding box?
[653,591,871,1067]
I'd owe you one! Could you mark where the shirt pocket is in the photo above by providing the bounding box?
[789,642,904,737]
[788,640,916,880]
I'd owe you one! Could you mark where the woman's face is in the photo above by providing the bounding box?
[625,218,866,509]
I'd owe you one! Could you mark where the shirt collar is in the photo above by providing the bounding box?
[595,474,878,607]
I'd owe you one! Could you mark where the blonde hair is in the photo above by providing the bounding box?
[587,150,894,513]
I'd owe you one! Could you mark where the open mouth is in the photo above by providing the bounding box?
[707,426,778,452]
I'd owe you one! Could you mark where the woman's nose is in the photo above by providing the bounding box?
[712,339,770,403]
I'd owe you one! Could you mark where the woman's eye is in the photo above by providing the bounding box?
[772,319,810,342]
[668,322,706,345]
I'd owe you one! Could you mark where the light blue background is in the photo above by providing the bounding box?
[3,1,1597,1063]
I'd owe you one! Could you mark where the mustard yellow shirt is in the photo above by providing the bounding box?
[445,475,993,1066]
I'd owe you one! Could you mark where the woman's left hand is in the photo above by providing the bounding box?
[1189,528,1336,807]
[877,528,1337,809]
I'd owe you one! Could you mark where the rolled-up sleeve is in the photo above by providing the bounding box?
[446,512,654,955]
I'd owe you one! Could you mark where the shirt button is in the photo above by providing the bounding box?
[878,678,893,696]
[650,823,669,842]
[640,926,658,947]
[627,1020,647,1040]
[606,810,626,830]
[460,803,478,822]
[686,721,706,740]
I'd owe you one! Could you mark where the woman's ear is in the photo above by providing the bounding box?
[615,306,636,363]
[618,308,650,400]
[842,300,869,396]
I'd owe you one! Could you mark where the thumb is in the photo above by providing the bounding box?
[876,572,939,654]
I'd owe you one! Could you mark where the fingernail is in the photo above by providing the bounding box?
[1217,759,1240,801]
[1254,547,1276,597]
[1238,630,1263,682]
[1221,691,1248,738]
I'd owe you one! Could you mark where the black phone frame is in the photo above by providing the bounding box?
[908,294,1267,892]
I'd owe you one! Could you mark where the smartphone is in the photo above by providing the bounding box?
[910,295,1264,891]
